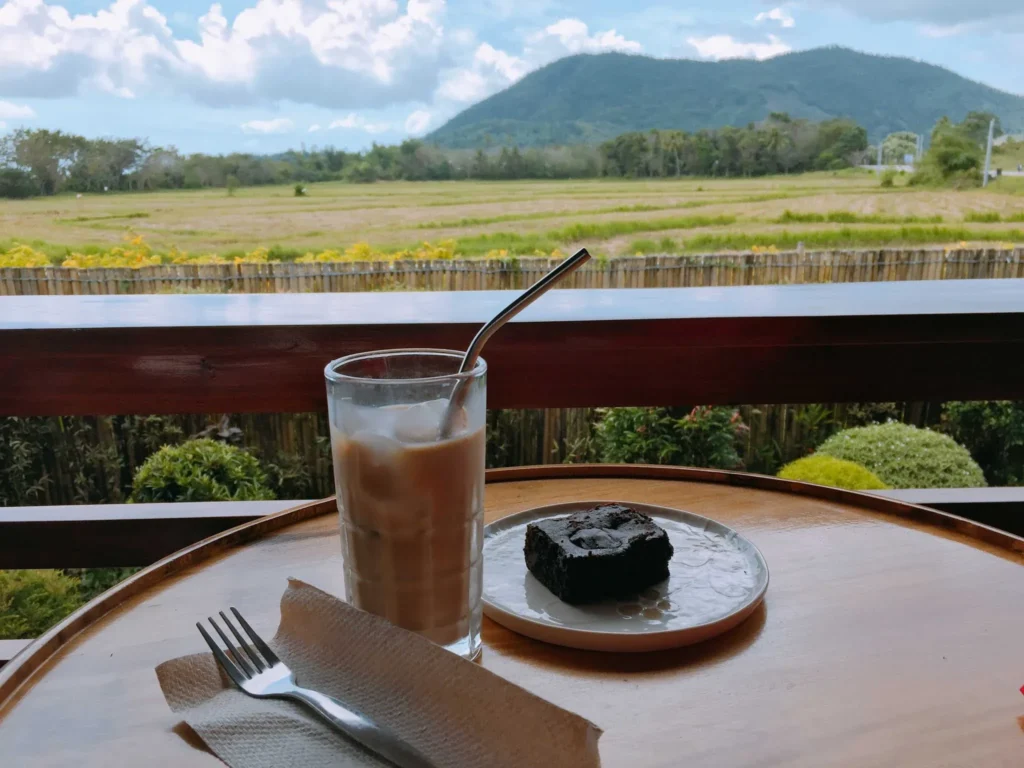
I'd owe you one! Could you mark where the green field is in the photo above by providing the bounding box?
[3,171,1024,260]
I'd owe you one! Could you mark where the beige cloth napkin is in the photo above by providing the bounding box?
[156,579,602,767]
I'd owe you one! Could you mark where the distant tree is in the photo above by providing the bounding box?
[738,132,761,175]
[715,126,743,176]
[600,132,650,177]
[881,131,918,165]
[930,129,983,175]
[226,174,240,196]
[959,111,1003,146]
[7,129,83,194]
[343,161,377,183]
[814,119,868,168]
[0,168,35,198]
[911,117,984,187]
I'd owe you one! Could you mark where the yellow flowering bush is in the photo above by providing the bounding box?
[237,248,269,264]
[0,236,569,270]
[0,244,51,268]
[295,241,460,263]
[60,234,159,269]
[750,244,780,254]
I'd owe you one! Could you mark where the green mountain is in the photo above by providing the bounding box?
[428,47,1024,148]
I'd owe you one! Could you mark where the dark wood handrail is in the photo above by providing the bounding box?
[0,500,310,568]
[1,279,1023,415]
[2,487,1022,569]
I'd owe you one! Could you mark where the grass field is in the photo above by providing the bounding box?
[4,170,1024,260]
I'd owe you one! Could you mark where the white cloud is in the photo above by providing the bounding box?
[404,109,431,133]
[329,115,358,129]
[0,0,448,108]
[327,113,391,133]
[438,42,528,102]
[0,100,35,119]
[687,34,791,61]
[240,117,293,133]
[528,18,642,57]
[308,123,321,132]
[0,0,175,99]
[437,19,641,104]
[0,120,5,130]
[755,8,795,28]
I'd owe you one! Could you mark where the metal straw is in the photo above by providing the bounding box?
[439,247,591,439]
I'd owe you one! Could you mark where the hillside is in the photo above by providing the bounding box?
[428,47,1024,148]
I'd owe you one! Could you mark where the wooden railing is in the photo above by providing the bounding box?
[2,278,1024,664]
[3,279,1024,415]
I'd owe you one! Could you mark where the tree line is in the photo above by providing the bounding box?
[0,111,985,199]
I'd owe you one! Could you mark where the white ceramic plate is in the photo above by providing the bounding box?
[482,501,769,652]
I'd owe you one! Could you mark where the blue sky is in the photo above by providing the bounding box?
[0,0,1021,154]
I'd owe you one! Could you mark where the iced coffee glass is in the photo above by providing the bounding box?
[325,349,486,660]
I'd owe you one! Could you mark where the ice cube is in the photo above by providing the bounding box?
[392,399,448,443]
[337,400,396,437]
[348,430,403,501]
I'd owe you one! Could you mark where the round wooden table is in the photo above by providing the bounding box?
[2,466,1023,767]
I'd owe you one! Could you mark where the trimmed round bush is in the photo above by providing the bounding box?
[816,422,986,489]
[131,438,275,502]
[0,569,83,639]
[777,455,889,491]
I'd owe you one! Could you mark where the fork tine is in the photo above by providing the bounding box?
[230,607,281,666]
[220,610,264,672]
[197,622,247,688]
[209,616,254,678]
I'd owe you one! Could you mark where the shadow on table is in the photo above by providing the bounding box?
[486,600,768,675]
[171,721,213,756]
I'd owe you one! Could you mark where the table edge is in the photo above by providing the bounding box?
[2,464,1022,712]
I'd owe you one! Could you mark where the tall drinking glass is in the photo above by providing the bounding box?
[325,349,486,660]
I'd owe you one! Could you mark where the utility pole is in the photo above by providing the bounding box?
[982,118,995,187]
[877,143,883,172]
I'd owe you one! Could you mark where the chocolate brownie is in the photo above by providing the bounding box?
[524,503,673,604]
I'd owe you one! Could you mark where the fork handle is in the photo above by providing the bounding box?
[286,687,437,768]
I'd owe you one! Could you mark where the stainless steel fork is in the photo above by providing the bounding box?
[197,607,436,768]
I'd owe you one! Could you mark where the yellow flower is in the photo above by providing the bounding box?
[0,243,52,267]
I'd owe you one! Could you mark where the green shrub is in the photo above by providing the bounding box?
[942,401,1024,486]
[343,162,378,183]
[131,438,275,502]
[910,127,982,188]
[816,422,986,489]
[67,567,140,602]
[879,169,896,188]
[263,450,317,499]
[596,406,745,469]
[0,570,83,639]
[0,168,37,199]
[777,455,889,491]
[293,183,307,196]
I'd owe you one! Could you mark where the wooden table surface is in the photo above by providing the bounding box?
[2,466,1023,767]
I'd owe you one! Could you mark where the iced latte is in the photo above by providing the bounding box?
[326,351,486,659]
